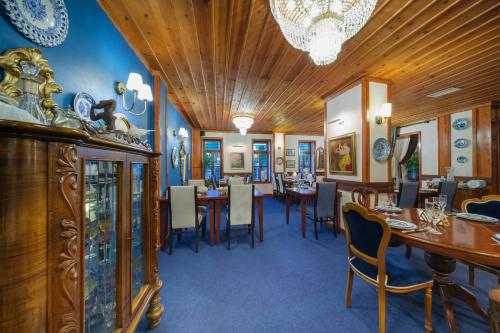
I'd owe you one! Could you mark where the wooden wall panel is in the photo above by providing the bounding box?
[476,104,493,178]
[437,114,451,175]
[192,129,202,179]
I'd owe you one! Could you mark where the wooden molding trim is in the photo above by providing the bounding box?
[437,115,451,175]
[324,178,393,193]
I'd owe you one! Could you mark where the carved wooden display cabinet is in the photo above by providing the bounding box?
[0,121,164,332]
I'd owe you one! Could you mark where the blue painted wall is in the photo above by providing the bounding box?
[167,100,192,186]
[0,0,152,135]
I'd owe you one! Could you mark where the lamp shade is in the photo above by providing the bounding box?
[239,128,247,135]
[178,127,189,138]
[126,72,143,91]
[232,114,254,130]
[138,84,153,102]
[380,103,392,118]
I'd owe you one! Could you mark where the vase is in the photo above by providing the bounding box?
[18,61,48,124]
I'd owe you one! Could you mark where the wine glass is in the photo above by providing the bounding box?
[438,194,447,212]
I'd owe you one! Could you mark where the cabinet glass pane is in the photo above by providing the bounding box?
[131,164,146,301]
[84,161,118,333]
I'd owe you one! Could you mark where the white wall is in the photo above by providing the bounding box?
[399,120,439,176]
[203,132,273,174]
[326,84,363,181]
[368,82,390,182]
[274,132,285,173]
[451,110,473,176]
[284,134,324,173]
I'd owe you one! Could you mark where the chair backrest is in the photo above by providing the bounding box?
[342,202,390,282]
[438,180,457,212]
[315,182,337,218]
[277,174,285,193]
[228,177,244,185]
[168,186,197,229]
[271,173,277,190]
[397,181,419,208]
[351,187,379,208]
[188,179,205,187]
[211,174,218,188]
[462,195,500,220]
[228,185,254,225]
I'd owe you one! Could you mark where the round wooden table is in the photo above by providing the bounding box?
[387,209,500,333]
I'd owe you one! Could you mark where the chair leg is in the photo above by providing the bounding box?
[227,221,231,250]
[333,218,337,238]
[201,218,206,239]
[468,264,475,286]
[195,223,199,253]
[378,288,387,333]
[251,223,255,248]
[168,231,173,256]
[424,286,433,333]
[345,267,354,308]
[405,245,412,259]
[314,218,319,240]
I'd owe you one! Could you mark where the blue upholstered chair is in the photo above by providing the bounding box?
[462,195,500,286]
[343,203,433,333]
[307,182,338,239]
[438,180,457,212]
[396,182,419,258]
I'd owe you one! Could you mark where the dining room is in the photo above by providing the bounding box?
[0,1,499,333]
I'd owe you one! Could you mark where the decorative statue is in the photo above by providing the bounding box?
[90,99,116,131]
[179,140,187,185]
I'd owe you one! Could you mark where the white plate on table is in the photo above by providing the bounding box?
[456,213,499,223]
[387,219,417,230]
[376,206,403,213]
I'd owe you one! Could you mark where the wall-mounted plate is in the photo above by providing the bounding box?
[276,157,283,165]
[1,0,69,47]
[73,92,95,120]
[372,138,390,162]
[456,156,468,164]
[454,138,470,149]
[171,147,179,168]
[452,118,470,130]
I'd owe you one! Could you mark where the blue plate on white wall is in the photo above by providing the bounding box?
[1,0,69,47]
[73,92,96,120]
[372,138,390,162]
[454,138,469,149]
[456,156,468,164]
[452,118,470,130]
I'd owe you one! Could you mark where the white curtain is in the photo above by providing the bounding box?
[392,136,410,181]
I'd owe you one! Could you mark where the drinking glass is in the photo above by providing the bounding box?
[438,194,447,212]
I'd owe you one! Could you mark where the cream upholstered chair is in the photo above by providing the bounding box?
[188,179,208,217]
[227,184,255,249]
[271,173,277,197]
[228,177,244,185]
[167,186,206,255]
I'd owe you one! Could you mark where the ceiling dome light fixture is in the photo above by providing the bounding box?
[232,114,254,136]
[269,0,377,65]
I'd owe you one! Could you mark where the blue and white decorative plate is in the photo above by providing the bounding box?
[73,92,95,120]
[454,138,469,148]
[456,156,468,164]
[1,0,69,47]
[372,138,390,162]
[452,118,470,130]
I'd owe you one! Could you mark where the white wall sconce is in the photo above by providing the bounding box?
[328,118,344,125]
[178,127,189,139]
[375,103,392,125]
[116,72,153,116]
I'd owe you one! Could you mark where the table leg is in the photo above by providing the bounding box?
[424,252,488,333]
[301,198,307,238]
[258,198,263,242]
[216,201,221,245]
[209,201,215,246]
[286,193,290,224]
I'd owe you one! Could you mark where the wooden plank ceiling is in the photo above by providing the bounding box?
[99,0,500,133]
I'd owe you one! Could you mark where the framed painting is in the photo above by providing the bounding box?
[329,133,357,175]
[285,159,295,168]
[286,149,296,156]
[229,152,245,169]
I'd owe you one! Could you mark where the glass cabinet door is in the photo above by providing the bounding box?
[84,161,119,333]
[131,164,147,302]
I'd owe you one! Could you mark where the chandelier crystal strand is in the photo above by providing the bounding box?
[269,0,377,65]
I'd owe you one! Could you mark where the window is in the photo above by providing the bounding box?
[253,140,271,182]
[298,141,315,175]
[203,139,222,180]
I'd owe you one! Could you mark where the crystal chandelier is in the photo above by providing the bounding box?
[232,114,254,135]
[269,0,377,65]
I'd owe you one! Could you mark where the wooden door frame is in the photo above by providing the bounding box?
[201,137,224,179]
[395,131,422,185]
[251,139,272,183]
[298,140,316,174]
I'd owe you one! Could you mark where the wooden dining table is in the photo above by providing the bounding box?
[285,187,341,238]
[386,208,500,333]
[159,189,264,247]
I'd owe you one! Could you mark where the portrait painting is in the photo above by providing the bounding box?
[230,152,245,169]
[329,133,356,175]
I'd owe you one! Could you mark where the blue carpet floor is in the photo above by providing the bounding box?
[137,197,494,332]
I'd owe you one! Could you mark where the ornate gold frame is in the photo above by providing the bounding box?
[0,47,62,118]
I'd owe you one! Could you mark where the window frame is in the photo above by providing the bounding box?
[252,139,272,183]
[202,138,224,180]
[298,140,315,175]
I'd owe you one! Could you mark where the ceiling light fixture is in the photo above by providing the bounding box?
[427,87,462,98]
[232,114,254,136]
[269,0,377,66]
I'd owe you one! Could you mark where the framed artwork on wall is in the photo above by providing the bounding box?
[329,133,357,175]
[230,152,245,169]
[286,149,296,156]
[286,159,295,168]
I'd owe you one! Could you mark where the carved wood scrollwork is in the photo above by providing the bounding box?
[151,157,161,252]
[56,145,79,333]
